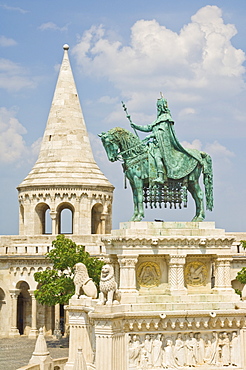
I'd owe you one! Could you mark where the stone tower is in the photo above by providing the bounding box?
[17,44,114,236]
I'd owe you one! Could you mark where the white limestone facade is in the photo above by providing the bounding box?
[65,222,246,370]
[0,45,114,338]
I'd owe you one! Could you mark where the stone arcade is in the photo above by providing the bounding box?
[0,45,245,369]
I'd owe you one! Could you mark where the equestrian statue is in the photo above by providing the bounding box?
[99,95,213,222]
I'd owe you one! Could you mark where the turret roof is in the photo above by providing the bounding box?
[18,45,113,189]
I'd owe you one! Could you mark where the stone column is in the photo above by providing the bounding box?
[95,319,126,370]
[54,303,60,332]
[213,256,234,293]
[100,214,106,234]
[49,211,57,235]
[9,289,20,337]
[168,255,187,295]
[28,292,38,338]
[118,256,138,303]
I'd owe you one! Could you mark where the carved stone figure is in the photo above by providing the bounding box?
[100,96,213,222]
[129,335,142,367]
[152,334,163,368]
[195,332,205,365]
[98,264,119,305]
[73,262,97,299]
[186,332,197,367]
[164,338,178,368]
[220,332,230,366]
[203,334,212,363]
[174,333,185,366]
[209,331,219,365]
[143,334,153,366]
[231,331,240,367]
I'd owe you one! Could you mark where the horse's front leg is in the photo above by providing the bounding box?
[127,167,144,221]
[133,176,144,221]
[187,180,205,222]
[129,184,140,221]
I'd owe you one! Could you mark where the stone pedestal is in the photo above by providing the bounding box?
[64,297,95,370]
[64,222,246,370]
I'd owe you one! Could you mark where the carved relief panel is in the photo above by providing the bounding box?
[136,256,168,294]
[184,257,211,292]
[127,330,241,369]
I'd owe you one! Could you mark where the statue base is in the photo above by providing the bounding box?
[65,221,246,370]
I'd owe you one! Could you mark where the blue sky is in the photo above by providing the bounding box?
[1,0,246,234]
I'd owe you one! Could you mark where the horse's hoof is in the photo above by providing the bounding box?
[191,216,204,222]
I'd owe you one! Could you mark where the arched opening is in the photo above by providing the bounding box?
[91,203,103,234]
[16,281,31,335]
[45,208,52,234]
[34,203,50,234]
[57,203,74,234]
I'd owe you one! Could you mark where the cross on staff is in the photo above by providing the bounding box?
[121,101,139,137]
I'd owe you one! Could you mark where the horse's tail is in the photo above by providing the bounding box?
[201,153,213,211]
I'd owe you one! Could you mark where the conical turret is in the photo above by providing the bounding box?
[17,45,114,236]
[19,44,111,188]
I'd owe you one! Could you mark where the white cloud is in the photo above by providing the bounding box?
[0,4,28,14]
[38,22,69,32]
[0,107,41,165]
[205,140,235,159]
[98,96,118,105]
[181,139,234,161]
[0,36,17,47]
[0,58,36,91]
[181,139,202,151]
[72,5,246,138]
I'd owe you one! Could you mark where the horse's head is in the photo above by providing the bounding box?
[99,131,119,162]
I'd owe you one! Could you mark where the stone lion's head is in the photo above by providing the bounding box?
[101,264,114,281]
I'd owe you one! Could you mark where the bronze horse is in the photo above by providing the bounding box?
[99,127,213,222]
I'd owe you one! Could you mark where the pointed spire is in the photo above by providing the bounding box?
[19,44,113,189]
[29,328,53,368]
[32,328,49,356]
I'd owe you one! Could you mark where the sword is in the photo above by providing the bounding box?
[121,101,139,137]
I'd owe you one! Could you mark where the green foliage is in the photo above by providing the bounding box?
[240,240,246,250]
[236,266,246,285]
[235,240,246,288]
[235,288,242,297]
[34,235,104,306]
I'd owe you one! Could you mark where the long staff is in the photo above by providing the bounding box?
[121,101,139,138]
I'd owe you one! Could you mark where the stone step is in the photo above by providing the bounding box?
[136,293,239,304]
[126,301,238,312]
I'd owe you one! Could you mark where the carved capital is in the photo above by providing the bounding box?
[118,256,138,268]
[169,255,186,266]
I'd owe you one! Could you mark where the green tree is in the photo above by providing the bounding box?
[235,240,246,293]
[34,235,104,306]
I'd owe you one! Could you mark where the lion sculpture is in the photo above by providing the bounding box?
[99,264,120,305]
[73,262,97,299]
